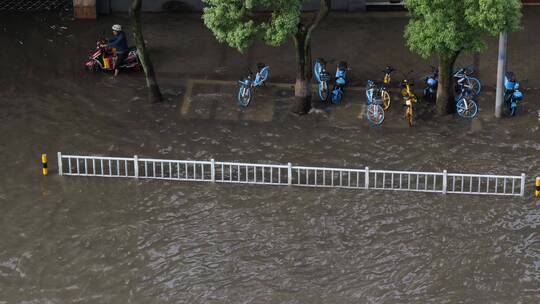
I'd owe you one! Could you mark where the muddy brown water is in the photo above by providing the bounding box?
[0,11,539,304]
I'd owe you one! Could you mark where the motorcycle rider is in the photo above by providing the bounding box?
[107,24,129,77]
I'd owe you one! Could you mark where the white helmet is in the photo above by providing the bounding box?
[112,24,122,31]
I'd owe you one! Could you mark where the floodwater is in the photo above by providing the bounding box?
[1,11,540,304]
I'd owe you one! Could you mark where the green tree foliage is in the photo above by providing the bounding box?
[203,0,301,52]
[203,0,331,114]
[404,0,522,115]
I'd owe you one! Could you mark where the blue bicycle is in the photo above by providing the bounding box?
[453,67,481,97]
[313,58,331,102]
[504,72,524,116]
[423,66,438,102]
[237,63,270,107]
[331,61,349,104]
[365,80,385,125]
[455,85,478,119]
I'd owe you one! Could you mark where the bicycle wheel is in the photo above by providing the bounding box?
[423,88,435,102]
[237,86,252,108]
[400,88,408,98]
[259,67,269,83]
[382,90,391,110]
[366,104,385,125]
[456,98,478,118]
[318,81,328,101]
[405,104,414,127]
[313,62,321,82]
[331,89,342,104]
[510,102,517,116]
[467,77,481,96]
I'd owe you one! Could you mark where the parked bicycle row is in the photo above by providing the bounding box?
[235,61,524,127]
[365,65,484,127]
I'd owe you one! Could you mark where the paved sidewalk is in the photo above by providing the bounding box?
[175,75,540,130]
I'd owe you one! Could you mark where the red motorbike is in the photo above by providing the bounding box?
[84,40,140,72]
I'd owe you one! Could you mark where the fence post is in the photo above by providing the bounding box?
[134,155,139,178]
[288,162,292,186]
[57,152,63,176]
[365,166,369,189]
[520,173,526,197]
[442,170,448,194]
[535,177,540,198]
[211,159,215,183]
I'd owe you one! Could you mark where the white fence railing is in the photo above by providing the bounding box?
[57,153,527,197]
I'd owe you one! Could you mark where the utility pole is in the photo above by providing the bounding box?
[495,32,507,118]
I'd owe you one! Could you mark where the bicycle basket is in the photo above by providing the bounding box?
[427,78,437,87]
[336,77,346,86]
[513,90,523,101]
[320,72,331,82]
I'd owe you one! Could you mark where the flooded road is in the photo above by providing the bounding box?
[1,10,540,303]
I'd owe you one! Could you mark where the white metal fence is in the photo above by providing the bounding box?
[57,152,527,197]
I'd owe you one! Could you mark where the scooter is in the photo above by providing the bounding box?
[504,72,524,116]
[331,61,349,104]
[423,66,438,102]
[85,39,140,72]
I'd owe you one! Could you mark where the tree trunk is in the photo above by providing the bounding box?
[130,0,163,103]
[291,0,331,115]
[292,30,311,114]
[436,52,459,116]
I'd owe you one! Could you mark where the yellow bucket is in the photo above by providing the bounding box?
[103,57,110,69]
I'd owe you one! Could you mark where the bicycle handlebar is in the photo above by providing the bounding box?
[383,66,395,73]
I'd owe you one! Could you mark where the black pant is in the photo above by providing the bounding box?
[115,52,127,70]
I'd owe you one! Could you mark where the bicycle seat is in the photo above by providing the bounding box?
[256,63,266,71]
[338,61,348,70]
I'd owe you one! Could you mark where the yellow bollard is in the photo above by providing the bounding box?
[536,177,540,198]
[42,154,48,176]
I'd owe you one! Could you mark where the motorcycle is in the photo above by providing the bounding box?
[84,39,140,72]
[423,66,438,102]
[504,72,524,116]
[331,61,349,104]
